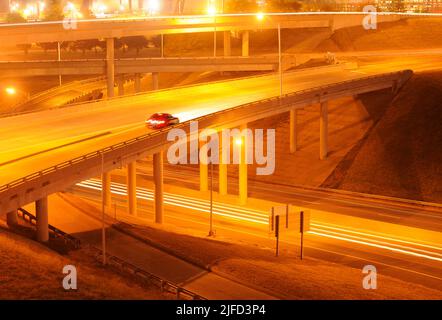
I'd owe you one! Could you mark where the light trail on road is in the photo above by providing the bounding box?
[76,179,442,263]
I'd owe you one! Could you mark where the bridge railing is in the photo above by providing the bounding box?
[17,208,81,249]
[15,207,205,300]
[0,70,412,197]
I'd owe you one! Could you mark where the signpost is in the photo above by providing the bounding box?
[269,205,311,259]
[275,215,280,257]
[299,211,311,260]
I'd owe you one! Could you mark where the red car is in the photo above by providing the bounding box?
[146,113,180,129]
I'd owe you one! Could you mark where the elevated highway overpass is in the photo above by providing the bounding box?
[0,56,295,78]
[0,65,412,242]
[0,13,405,46]
[0,12,424,98]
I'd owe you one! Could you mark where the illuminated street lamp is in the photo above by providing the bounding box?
[207,0,217,57]
[4,86,30,103]
[256,12,264,21]
[5,87,16,95]
[147,0,160,15]
[9,2,19,13]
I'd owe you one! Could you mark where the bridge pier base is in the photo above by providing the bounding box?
[223,31,231,56]
[290,108,298,153]
[106,37,115,98]
[118,76,125,96]
[102,171,112,210]
[36,197,49,242]
[127,162,137,216]
[6,210,18,227]
[134,74,141,93]
[242,31,249,57]
[152,72,159,90]
[153,152,164,224]
[320,101,328,160]
[238,125,248,205]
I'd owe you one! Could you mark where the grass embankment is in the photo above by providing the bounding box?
[114,217,442,300]
[0,224,165,299]
[67,192,442,300]
[323,71,442,203]
[317,18,442,52]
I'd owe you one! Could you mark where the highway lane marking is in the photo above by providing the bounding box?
[68,188,442,284]
[77,179,442,263]
[311,223,442,252]
[0,131,111,167]
[309,231,442,263]
[300,241,442,282]
[78,180,269,224]
[310,228,442,259]
[148,168,442,219]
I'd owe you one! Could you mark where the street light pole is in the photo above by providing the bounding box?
[208,162,215,236]
[214,14,217,57]
[278,23,282,97]
[101,152,107,265]
[57,41,62,86]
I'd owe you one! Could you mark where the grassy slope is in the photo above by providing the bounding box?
[0,225,165,299]
[114,217,442,300]
[324,71,442,203]
[317,18,442,52]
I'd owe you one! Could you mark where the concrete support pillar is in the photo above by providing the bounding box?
[127,162,137,216]
[320,101,329,160]
[200,148,208,192]
[35,197,49,242]
[223,31,231,57]
[153,152,164,224]
[290,108,298,153]
[239,125,248,205]
[6,210,18,227]
[219,139,228,195]
[102,171,112,209]
[152,72,159,90]
[134,73,141,93]
[118,76,124,96]
[106,38,115,98]
[242,31,249,57]
[219,163,227,196]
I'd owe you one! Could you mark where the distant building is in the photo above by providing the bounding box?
[334,0,442,12]
[0,0,9,13]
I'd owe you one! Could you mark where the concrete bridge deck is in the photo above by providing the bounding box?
[0,65,412,217]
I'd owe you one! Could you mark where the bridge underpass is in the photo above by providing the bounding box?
[0,66,412,242]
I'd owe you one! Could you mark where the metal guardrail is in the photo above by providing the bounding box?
[17,208,81,249]
[92,248,206,300]
[0,70,412,195]
[15,207,205,300]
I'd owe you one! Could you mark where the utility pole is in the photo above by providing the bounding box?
[57,42,62,86]
[278,23,282,97]
[101,153,107,265]
[208,162,215,236]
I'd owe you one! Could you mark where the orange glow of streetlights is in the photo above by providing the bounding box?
[147,0,161,14]
[207,5,216,16]
[256,12,265,21]
[207,0,217,16]
[5,87,16,95]
[235,137,243,146]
